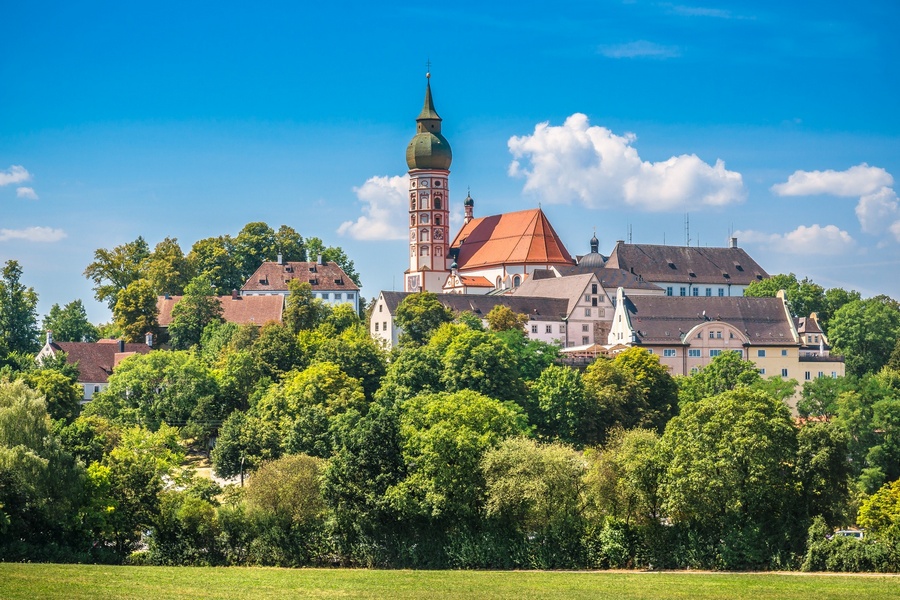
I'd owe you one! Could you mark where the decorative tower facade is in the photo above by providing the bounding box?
[404,73,452,293]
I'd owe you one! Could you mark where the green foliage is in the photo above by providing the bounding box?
[167,274,224,350]
[143,237,194,297]
[528,365,590,446]
[25,369,82,422]
[485,305,529,334]
[112,279,159,343]
[802,516,897,572]
[829,297,900,377]
[283,280,330,334]
[394,292,453,346]
[56,415,121,466]
[795,421,852,527]
[388,390,528,524]
[188,236,244,295]
[439,327,524,401]
[858,479,900,536]
[252,322,307,379]
[305,236,359,286]
[677,350,761,404]
[316,324,387,400]
[0,260,40,355]
[797,375,856,419]
[42,299,98,343]
[83,236,151,310]
[660,388,799,568]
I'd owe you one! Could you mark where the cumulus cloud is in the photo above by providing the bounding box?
[338,174,410,241]
[771,163,892,197]
[507,113,746,211]
[735,224,855,256]
[855,187,900,235]
[0,165,31,187]
[16,187,38,200]
[0,226,67,243]
[598,40,680,59]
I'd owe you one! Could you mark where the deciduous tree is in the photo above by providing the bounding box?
[0,260,39,355]
[42,299,98,343]
[83,236,150,309]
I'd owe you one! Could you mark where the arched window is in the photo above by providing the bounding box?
[420,246,430,256]
[435,215,442,226]
[410,215,416,226]
[420,229,429,242]
[434,195,442,210]
[410,199,416,210]
[496,276,502,289]
[512,275,521,287]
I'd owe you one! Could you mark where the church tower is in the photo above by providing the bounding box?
[404,72,452,293]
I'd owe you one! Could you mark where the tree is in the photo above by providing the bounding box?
[528,365,591,446]
[612,347,678,432]
[245,454,326,527]
[795,421,851,527]
[232,222,278,282]
[112,279,159,343]
[394,292,453,346]
[167,274,224,350]
[316,324,387,400]
[439,328,524,401]
[42,299,98,343]
[25,369,82,422]
[142,237,194,296]
[83,236,150,309]
[858,479,900,536]
[797,375,856,420]
[677,350,761,404]
[283,280,330,334]
[188,236,243,295]
[660,388,799,568]
[829,297,900,377]
[485,305,528,334]
[387,390,528,524]
[745,273,825,319]
[0,260,40,355]
[582,358,645,444]
[253,322,307,379]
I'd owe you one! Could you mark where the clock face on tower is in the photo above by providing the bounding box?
[434,228,444,241]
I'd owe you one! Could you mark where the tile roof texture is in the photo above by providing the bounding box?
[241,261,359,293]
[606,242,768,286]
[545,266,664,291]
[380,291,569,322]
[511,273,597,315]
[622,295,795,346]
[156,294,284,327]
[449,208,576,270]
[50,341,151,384]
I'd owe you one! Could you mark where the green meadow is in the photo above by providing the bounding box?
[1,564,897,600]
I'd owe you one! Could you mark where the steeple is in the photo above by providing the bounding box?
[406,72,452,170]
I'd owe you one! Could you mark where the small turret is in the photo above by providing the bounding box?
[463,190,474,224]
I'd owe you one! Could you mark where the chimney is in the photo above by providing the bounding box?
[277,253,283,265]
[730,237,738,248]
[317,254,324,266]
[145,332,153,348]
[232,289,239,300]
[46,330,53,345]
[118,340,125,353]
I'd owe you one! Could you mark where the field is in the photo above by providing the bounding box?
[1,564,898,600]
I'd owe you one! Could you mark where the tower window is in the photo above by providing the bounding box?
[435,215,442,226]
[420,246,429,256]
[434,196,442,210]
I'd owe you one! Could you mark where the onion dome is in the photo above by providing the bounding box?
[464,192,474,207]
[406,74,452,170]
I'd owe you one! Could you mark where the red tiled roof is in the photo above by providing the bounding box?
[458,275,494,287]
[450,208,575,270]
[156,294,284,327]
[241,261,359,293]
[51,341,151,384]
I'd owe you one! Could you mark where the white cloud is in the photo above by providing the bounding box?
[507,113,746,211]
[0,226,67,243]
[735,224,855,255]
[771,163,892,197]
[0,165,31,187]
[338,174,410,241]
[855,187,900,235]
[598,41,680,59]
[891,221,900,243]
[16,187,38,200]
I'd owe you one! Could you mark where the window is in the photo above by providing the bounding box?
[729,332,735,339]
[647,349,654,354]
[592,297,598,306]
[334,293,342,300]
[513,275,521,287]
[705,288,712,296]
[689,349,701,357]
[420,246,429,256]
[379,304,383,312]
[347,293,354,300]
[592,284,598,294]
[435,215,442,225]
[691,367,699,374]
[94,385,101,393]
[781,368,788,377]
[531,325,538,334]
[805,371,811,381]
[545,325,552,334]
[718,288,725,297]
[435,247,443,257]
[757,349,766,357]
[666,287,673,296]
[716,331,722,339]
[807,335,812,343]
[710,349,722,357]
[818,371,824,378]
[732,349,742,355]
[709,331,715,339]
[375,322,379,332]
[584,294,591,302]
[582,336,589,345]
[434,197,442,210]
[692,288,699,296]
[560,325,565,333]
[781,349,787,356]
[382,322,387,331]
[832,372,837,378]
[759,368,766,375]
[584,308,591,317]
[322,293,330,300]
[680,287,687,296]
[664,349,676,357]
[582,324,589,332]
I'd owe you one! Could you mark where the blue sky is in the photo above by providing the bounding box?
[2,1,899,324]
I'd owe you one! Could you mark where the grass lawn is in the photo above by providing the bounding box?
[1,564,898,600]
